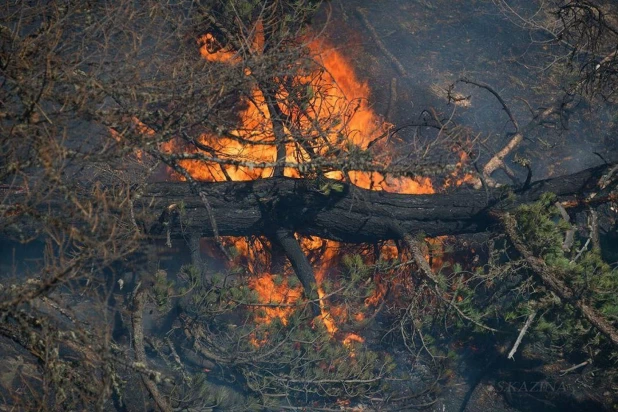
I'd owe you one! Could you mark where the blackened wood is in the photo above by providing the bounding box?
[142,163,614,243]
[272,228,321,317]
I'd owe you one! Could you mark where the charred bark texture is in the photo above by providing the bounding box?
[144,163,615,243]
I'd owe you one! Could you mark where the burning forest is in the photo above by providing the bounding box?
[2,0,618,411]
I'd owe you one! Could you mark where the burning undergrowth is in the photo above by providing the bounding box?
[157,234,456,408]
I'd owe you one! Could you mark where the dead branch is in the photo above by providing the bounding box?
[507,310,537,360]
[272,227,321,317]
[460,78,519,131]
[132,290,172,412]
[554,201,575,251]
[459,78,562,188]
[560,360,591,376]
[589,208,601,251]
[571,238,591,264]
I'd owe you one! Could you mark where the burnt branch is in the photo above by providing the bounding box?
[271,228,321,317]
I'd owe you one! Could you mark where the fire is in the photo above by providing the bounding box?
[445,151,475,187]
[110,117,157,161]
[364,273,388,307]
[234,235,370,344]
[168,32,436,195]
[425,236,447,271]
[249,273,302,325]
[342,333,364,346]
[162,30,459,344]
[302,237,343,335]
[199,34,237,63]
[307,40,435,194]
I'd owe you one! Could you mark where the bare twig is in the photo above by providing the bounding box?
[560,360,590,376]
[507,310,537,360]
[554,201,575,251]
[589,209,600,251]
[571,238,591,264]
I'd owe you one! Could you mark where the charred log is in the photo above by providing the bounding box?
[144,163,616,243]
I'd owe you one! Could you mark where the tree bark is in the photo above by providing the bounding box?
[144,163,614,243]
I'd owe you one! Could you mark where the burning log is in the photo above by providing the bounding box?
[139,162,616,313]
[143,162,616,243]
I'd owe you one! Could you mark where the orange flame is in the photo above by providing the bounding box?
[445,151,475,187]
[249,273,302,325]
[167,32,451,343]
[168,33,436,196]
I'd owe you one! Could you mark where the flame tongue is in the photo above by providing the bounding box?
[166,33,437,195]
[249,273,302,326]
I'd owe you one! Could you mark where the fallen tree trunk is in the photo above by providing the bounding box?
[142,162,614,243]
